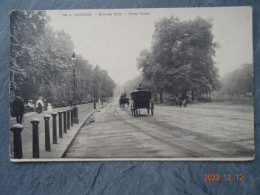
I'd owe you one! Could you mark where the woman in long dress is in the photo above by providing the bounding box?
[36,97,44,114]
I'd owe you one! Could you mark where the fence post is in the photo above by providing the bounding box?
[71,108,74,127]
[44,115,51,151]
[58,111,63,138]
[31,118,40,158]
[73,106,79,124]
[67,109,70,130]
[10,124,23,159]
[63,110,67,134]
[52,113,58,144]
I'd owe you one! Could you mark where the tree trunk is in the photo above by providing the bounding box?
[191,88,194,101]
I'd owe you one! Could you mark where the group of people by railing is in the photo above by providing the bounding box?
[10,93,54,124]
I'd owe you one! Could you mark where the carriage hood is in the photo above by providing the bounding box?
[130,90,152,100]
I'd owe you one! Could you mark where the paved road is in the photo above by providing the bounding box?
[64,100,254,160]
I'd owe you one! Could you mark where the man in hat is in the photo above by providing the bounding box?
[11,92,25,124]
[137,84,143,90]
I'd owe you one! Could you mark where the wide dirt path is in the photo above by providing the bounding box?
[64,101,254,160]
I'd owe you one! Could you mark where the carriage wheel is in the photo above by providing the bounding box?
[131,105,134,115]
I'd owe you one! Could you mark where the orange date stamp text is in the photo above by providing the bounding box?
[204,174,243,181]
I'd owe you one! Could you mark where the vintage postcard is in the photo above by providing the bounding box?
[10,7,254,161]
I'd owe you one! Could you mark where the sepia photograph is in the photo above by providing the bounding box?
[9,7,254,161]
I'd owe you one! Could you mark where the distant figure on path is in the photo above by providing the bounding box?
[44,99,48,111]
[36,97,44,114]
[28,100,34,108]
[47,103,53,112]
[26,100,35,112]
[11,92,25,124]
[179,92,188,107]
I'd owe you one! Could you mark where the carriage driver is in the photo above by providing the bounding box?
[137,84,142,90]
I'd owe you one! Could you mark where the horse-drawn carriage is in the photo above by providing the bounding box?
[119,97,129,108]
[130,90,154,116]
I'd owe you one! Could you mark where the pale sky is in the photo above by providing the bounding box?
[47,7,253,85]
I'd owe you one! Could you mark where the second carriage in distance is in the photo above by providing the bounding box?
[119,97,129,108]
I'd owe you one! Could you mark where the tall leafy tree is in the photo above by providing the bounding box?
[10,11,116,105]
[92,65,116,101]
[10,11,49,100]
[138,16,220,102]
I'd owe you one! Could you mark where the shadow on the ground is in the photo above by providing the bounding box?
[132,114,152,117]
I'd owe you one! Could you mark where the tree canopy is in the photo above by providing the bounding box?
[220,63,253,96]
[137,16,220,101]
[122,75,143,95]
[10,11,116,105]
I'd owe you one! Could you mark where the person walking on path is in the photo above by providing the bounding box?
[36,97,44,114]
[11,92,25,124]
[47,103,53,112]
